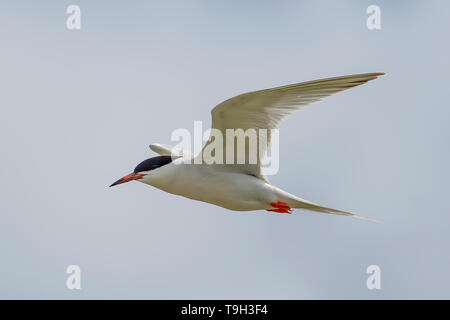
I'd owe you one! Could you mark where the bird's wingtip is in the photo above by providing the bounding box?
[352,214,381,223]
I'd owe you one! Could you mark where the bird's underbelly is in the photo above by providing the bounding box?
[149,166,274,211]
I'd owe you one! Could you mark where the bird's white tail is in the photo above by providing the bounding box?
[289,197,378,222]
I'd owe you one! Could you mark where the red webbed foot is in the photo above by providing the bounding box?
[267,201,293,214]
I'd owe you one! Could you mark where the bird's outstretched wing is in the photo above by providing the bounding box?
[149,143,182,156]
[198,73,384,179]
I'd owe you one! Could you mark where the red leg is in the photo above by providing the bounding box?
[267,201,292,214]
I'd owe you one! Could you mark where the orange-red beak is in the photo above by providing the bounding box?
[110,173,146,187]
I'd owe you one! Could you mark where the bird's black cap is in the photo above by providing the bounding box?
[134,156,173,173]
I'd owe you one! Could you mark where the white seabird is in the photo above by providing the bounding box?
[111,73,384,220]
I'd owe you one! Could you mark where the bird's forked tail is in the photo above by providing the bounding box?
[287,196,378,222]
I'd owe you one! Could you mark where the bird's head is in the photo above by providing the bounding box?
[110,155,173,187]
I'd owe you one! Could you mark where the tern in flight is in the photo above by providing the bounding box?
[111,73,384,220]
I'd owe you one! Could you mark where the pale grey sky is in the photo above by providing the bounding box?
[1,1,449,299]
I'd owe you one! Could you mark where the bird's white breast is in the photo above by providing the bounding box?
[138,159,277,211]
